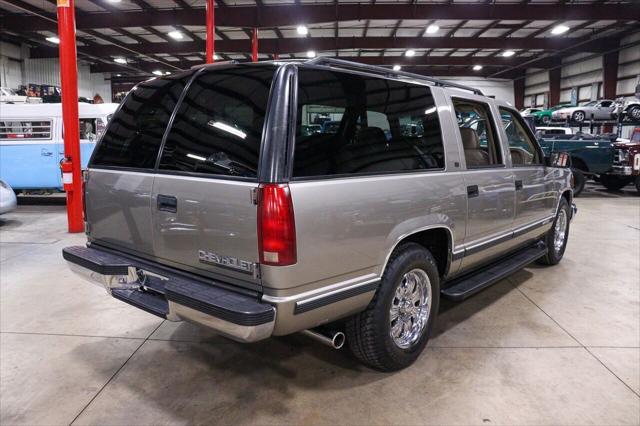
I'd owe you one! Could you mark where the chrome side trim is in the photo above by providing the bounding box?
[262,274,379,305]
[293,279,379,314]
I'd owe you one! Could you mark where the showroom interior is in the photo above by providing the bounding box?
[0,0,639,424]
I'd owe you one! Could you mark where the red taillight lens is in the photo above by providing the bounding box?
[257,183,297,266]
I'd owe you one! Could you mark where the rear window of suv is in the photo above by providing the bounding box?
[158,66,275,178]
[91,73,190,169]
[293,69,444,178]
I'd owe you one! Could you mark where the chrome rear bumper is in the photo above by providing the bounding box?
[63,246,275,343]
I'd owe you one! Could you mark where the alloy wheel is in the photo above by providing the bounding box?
[389,269,432,349]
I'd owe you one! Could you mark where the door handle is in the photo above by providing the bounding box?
[41,148,53,157]
[515,180,523,191]
[467,185,479,198]
[157,194,177,213]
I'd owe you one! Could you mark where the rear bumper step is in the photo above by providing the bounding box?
[442,242,548,301]
[62,246,275,342]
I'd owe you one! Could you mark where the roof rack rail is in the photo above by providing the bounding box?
[305,57,483,96]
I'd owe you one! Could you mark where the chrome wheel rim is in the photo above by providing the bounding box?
[574,112,584,122]
[389,269,432,349]
[554,209,568,252]
[631,108,640,120]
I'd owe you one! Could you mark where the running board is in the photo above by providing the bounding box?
[441,242,547,301]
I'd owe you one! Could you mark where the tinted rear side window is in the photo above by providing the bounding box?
[91,74,190,169]
[293,69,444,178]
[158,66,275,178]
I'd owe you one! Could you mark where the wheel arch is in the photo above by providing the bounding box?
[571,156,589,172]
[381,226,454,279]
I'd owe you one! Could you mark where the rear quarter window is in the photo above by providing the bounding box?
[293,69,445,178]
[91,73,191,169]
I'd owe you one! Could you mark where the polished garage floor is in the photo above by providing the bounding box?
[1,186,639,425]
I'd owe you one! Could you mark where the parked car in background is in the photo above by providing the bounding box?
[613,98,640,122]
[0,102,118,191]
[602,127,640,193]
[63,59,575,372]
[0,179,17,215]
[552,100,616,123]
[520,108,542,118]
[530,103,571,125]
[535,127,574,138]
[0,87,41,104]
[538,133,616,196]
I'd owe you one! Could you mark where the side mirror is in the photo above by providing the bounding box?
[545,151,571,168]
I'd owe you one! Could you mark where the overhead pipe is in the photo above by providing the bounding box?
[205,0,215,63]
[57,0,83,233]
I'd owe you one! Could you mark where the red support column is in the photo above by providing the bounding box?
[603,51,619,133]
[205,0,215,63]
[549,68,561,107]
[252,28,258,63]
[57,0,83,233]
[514,77,525,111]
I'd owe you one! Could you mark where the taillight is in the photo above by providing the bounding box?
[257,183,297,266]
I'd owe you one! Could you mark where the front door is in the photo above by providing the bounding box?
[449,97,515,272]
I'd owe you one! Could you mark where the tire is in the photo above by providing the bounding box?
[572,111,586,123]
[635,176,640,194]
[346,242,440,371]
[541,115,551,125]
[600,175,632,191]
[571,168,586,197]
[627,105,640,122]
[538,197,571,265]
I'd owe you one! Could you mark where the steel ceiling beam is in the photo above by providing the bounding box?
[1,3,638,32]
[28,34,625,59]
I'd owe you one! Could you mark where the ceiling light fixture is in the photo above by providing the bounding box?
[45,36,60,44]
[551,24,570,35]
[425,24,440,34]
[168,30,184,40]
[107,0,122,3]
[297,25,309,35]
[502,50,516,57]
[113,57,127,64]
[392,65,401,71]
[306,50,316,58]
[116,74,121,77]
[405,49,416,57]
[473,65,483,71]
[152,70,164,76]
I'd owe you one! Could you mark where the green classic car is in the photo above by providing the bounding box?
[531,104,572,125]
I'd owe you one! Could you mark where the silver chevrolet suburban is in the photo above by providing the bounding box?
[63,58,575,371]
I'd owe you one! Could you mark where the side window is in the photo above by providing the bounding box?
[293,69,445,178]
[0,120,51,140]
[599,101,612,108]
[452,99,502,168]
[91,73,190,169]
[499,108,542,166]
[158,67,275,178]
[79,118,98,141]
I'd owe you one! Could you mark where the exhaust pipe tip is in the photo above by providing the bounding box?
[332,331,345,349]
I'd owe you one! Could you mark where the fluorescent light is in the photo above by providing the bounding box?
[425,107,437,115]
[116,74,121,77]
[165,71,171,75]
[208,120,247,139]
[187,153,207,162]
[405,49,416,57]
[392,65,401,71]
[168,30,184,40]
[551,24,570,35]
[473,65,483,71]
[113,57,127,64]
[306,50,316,58]
[152,70,164,76]
[502,50,516,57]
[214,54,220,60]
[425,24,439,34]
[46,36,60,44]
[108,0,121,2]
[297,25,308,35]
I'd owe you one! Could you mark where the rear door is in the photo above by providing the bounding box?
[151,66,277,288]
[87,73,190,256]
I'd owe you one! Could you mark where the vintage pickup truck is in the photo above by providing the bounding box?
[538,133,615,196]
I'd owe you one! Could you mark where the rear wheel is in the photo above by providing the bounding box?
[635,176,640,194]
[541,115,551,125]
[627,105,640,122]
[346,243,440,371]
[572,111,586,123]
[600,175,632,191]
[571,168,586,197]
[539,197,571,265]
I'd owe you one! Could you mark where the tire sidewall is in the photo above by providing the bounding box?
[572,169,586,196]
[377,245,440,368]
[547,199,571,263]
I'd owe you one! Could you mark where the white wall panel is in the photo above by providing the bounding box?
[443,77,515,104]
[24,58,111,101]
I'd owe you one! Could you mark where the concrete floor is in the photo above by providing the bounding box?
[1,184,639,426]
